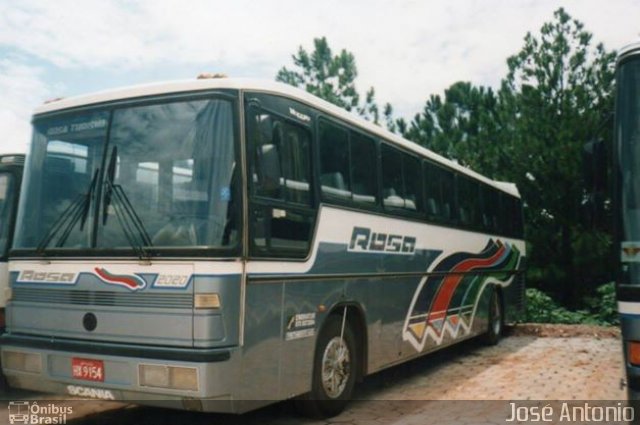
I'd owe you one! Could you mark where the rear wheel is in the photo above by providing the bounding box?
[483,287,503,346]
[296,313,357,418]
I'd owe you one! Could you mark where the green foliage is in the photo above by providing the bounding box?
[278,11,619,312]
[277,37,390,128]
[403,82,503,173]
[584,282,619,325]
[524,283,618,326]
[402,8,616,308]
[276,37,361,112]
[277,37,403,132]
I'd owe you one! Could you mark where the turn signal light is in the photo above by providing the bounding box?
[3,350,42,373]
[139,364,198,391]
[628,341,640,366]
[194,293,221,309]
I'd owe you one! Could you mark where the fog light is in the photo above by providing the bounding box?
[139,364,198,391]
[170,367,198,391]
[3,351,42,373]
[629,341,640,366]
[194,293,220,309]
[139,364,169,388]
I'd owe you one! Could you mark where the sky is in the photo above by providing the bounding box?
[0,0,637,155]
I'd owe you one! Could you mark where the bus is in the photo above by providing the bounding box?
[0,154,24,329]
[0,77,525,417]
[614,41,640,399]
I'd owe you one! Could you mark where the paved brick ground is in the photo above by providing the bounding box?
[0,334,627,424]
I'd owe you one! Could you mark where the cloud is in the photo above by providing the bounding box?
[0,0,637,151]
[0,57,52,154]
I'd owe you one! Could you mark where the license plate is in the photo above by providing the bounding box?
[72,358,104,382]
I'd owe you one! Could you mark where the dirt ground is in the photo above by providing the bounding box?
[510,323,621,338]
[0,324,627,425]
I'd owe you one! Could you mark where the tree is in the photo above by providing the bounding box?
[497,8,615,305]
[403,82,502,174]
[277,37,390,127]
[403,8,616,307]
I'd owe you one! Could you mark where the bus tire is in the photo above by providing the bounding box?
[483,286,503,346]
[296,314,357,418]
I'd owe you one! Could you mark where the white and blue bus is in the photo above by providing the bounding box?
[614,41,640,399]
[1,77,525,416]
[0,154,24,329]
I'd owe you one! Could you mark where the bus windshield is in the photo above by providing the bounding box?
[0,172,16,258]
[14,98,238,254]
[618,57,640,243]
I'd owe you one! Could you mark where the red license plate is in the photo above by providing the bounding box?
[71,358,104,382]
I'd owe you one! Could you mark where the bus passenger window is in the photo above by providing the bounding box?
[247,104,314,257]
[350,132,377,204]
[250,112,311,205]
[381,145,404,209]
[458,176,480,229]
[404,155,423,212]
[381,145,422,213]
[319,121,351,200]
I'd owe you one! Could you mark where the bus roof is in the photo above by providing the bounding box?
[34,78,520,198]
[0,153,25,167]
[618,41,640,64]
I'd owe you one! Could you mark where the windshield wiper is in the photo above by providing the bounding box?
[36,167,100,253]
[102,146,153,259]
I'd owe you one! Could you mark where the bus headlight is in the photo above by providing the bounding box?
[3,351,42,373]
[138,364,198,391]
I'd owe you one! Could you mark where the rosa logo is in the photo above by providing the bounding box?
[94,268,146,291]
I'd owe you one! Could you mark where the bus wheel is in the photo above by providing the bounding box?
[483,287,503,346]
[297,313,357,418]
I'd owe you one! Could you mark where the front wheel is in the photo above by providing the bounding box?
[483,287,503,346]
[297,314,357,418]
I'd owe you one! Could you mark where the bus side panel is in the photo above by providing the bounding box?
[239,281,284,403]
[345,274,424,369]
[503,271,526,324]
[192,273,241,348]
[279,279,344,399]
[0,262,7,317]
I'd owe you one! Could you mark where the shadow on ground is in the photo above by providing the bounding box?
[64,332,538,425]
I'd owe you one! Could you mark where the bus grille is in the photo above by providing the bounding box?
[12,288,193,309]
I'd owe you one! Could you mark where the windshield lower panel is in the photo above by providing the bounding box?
[14,95,240,256]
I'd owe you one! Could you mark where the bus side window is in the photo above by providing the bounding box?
[319,120,351,200]
[482,186,500,233]
[441,169,455,221]
[458,175,480,229]
[424,162,441,219]
[425,162,454,223]
[403,154,423,213]
[350,131,377,204]
[381,144,404,209]
[247,105,314,257]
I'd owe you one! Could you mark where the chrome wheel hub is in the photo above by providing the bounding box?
[321,336,351,398]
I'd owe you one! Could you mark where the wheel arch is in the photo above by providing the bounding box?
[324,302,368,382]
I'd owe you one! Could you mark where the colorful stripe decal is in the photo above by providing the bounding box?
[428,242,506,321]
[94,267,147,291]
[403,239,521,351]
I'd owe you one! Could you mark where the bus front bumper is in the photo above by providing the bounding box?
[0,334,250,413]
